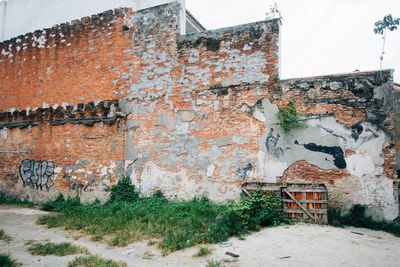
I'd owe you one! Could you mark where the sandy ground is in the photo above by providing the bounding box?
[1,205,400,267]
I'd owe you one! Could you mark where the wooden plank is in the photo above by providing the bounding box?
[283,188,317,223]
[284,208,327,214]
[244,186,281,191]
[283,199,328,204]
[284,188,327,193]
[225,252,240,258]
[241,188,251,197]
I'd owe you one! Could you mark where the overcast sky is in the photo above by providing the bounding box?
[186,0,400,83]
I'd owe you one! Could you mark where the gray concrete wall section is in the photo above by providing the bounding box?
[177,20,280,93]
[125,120,139,162]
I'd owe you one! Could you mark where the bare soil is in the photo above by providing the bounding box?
[1,205,400,267]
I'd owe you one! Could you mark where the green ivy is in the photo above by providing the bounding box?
[107,176,139,203]
[225,191,292,232]
[276,100,307,134]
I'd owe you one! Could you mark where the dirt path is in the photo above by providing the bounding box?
[1,205,400,267]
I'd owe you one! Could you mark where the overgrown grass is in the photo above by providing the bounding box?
[68,255,127,267]
[0,195,34,207]
[37,177,291,254]
[41,193,81,211]
[328,205,400,237]
[0,229,12,243]
[0,253,21,267]
[193,246,213,257]
[27,242,88,256]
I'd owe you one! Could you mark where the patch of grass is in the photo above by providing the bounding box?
[206,260,221,267]
[0,253,21,267]
[27,242,88,256]
[329,205,400,237]
[68,255,127,267]
[0,229,12,243]
[0,196,34,207]
[41,193,81,212]
[37,183,291,254]
[193,246,213,257]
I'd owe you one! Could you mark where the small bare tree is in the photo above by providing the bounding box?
[374,14,399,79]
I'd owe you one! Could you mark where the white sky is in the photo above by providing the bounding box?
[186,0,400,83]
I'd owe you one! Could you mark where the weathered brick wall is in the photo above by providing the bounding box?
[0,3,398,220]
[0,8,136,112]
[278,70,399,220]
[0,100,125,202]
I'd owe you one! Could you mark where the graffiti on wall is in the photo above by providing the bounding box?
[321,123,378,150]
[265,128,283,158]
[19,159,55,191]
[294,140,346,169]
[63,173,111,195]
[241,98,386,182]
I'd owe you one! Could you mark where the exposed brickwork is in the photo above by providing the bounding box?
[281,160,350,186]
[0,9,134,112]
[0,3,398,219]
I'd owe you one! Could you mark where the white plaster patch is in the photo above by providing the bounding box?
[206,164,215,177]
[333,176,398,221]
[346,153,378,177]
[1,128,7,141]
[137,162,187,197]
[264,159,287,182]
[135,162,239,202]
[32,35,47,48]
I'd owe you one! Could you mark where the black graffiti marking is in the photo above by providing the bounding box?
[266,128,283,158]
[295,141,346,169]
[19,159,55,191]
[321,123,378,150]
[237,163,253,180]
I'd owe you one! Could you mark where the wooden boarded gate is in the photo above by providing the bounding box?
[241,182,328,224]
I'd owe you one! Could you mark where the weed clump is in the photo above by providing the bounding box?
[107,176,139,203]
[328,205,400,237]
[41,193,81,212]
[68,255,127,267]
[0,195,34,207]
[27,242,88,256]
[0,229,12,243]
[0,253,21,267]
[212,191,292,240]
[276,100,307,134]
[193,246,213,257]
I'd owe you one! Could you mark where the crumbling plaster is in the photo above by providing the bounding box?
[0,3,399,220]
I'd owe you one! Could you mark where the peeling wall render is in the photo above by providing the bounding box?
[0,2,399,221]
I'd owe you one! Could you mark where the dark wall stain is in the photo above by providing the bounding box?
[204,38,221,51]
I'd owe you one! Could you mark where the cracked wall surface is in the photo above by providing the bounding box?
[0,3,399,220]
